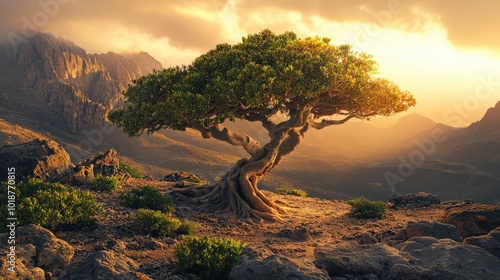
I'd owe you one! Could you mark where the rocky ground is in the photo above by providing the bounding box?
[1,140,499,279]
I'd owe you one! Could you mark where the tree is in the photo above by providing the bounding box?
[108,30,415,221]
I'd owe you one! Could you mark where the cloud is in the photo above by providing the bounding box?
[0,0,227,51]
[234,0,500,53]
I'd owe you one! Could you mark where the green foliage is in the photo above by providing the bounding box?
[120,186,174,213]
[90,175,121,192]
[109,29,415,137]
[177,220,199,235]
[0,179,103,231]
[347,197,386,219]
[119,162,142,178]
[275,187,307,197]
[135,209,181,237]
[174,235,246,280]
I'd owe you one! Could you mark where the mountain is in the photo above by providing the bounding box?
[0,33,162,132]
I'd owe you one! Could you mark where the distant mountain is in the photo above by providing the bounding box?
[465,101,500,142]
[0,33,162,132]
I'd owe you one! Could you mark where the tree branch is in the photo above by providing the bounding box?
[194,125,264,158]
[309,112,377,129]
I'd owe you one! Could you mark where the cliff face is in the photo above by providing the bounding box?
[0,33,162,132]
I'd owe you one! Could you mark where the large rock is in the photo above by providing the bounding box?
[230,247,329,280]
[60,250,151,280]
[389,192,440,209]
[393,237,500,279]
[314,243,408,279]
[314,237,500,280]
[62,149,130,185]
[440,203,500,238]
[405,221,462,242]
[0,224,74,279]
[17,224,74,269]
[0,139,71,181]
[464,227,500,258]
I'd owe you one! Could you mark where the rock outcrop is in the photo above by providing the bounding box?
[62,149,130,185]
[314,236,500,280]
[440,203,500,238]
[464,227,500,258]
[230,247,329,280]
[0,138,71,181]
[405,221,462,242]
[60,250,151,280]
[389,192,440,209]
[0,225,74,279]
[0,33,162,132]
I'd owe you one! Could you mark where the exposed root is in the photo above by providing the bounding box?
[169,171,287,222]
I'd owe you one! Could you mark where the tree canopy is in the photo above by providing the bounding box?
[108,29,415,221]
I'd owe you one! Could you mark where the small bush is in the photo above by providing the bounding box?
[177,220,199,235]
[135,209,181,237]
[120,186,174,213]
[119,162,142,178]
[174,235,245,280]
[347,197,386,219]
[90,175,121,192]
[1,179,103,231]
[275,187,307,197]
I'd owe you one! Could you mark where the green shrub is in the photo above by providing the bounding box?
[177,220,199,235]
[1,179,103,231]
[275,187,307,197]
[135,209,181,237]
[119,162,142,178]
[347,197,386,219]
[120,186,174,213]
[174,235,245,280]
[90,175,121,192]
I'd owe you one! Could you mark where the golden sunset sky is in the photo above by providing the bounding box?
[1,0,500,126]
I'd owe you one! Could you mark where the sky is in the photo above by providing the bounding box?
[1,0,500,126]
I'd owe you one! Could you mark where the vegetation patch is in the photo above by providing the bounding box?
[120,185,174,213]
[174,235,245,280]
[176,220,199,236]
[0,179,103,231]
[119,161,142,178]
[348,197,386,219]
[135,208,181,237]
[90,175,122,192]
[275,187,308,197]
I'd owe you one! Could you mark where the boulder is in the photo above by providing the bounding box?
[314,237,500,280]
[464,227,500,258]
[0,139,71,181]
[0,224,74,279]
[314,243,408,279]
[16,224,74,269]
[230,247,329,280]
[60,250,151,280]
[405,221,462,242]
[393,237,500,280]
[439,203,500,238]
[62,149,130,185]
[389,192,440,209]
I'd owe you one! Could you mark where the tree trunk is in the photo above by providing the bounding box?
[171,156,288,222]
[171,111,310,221]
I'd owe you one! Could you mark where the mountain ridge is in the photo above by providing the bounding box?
[0,33,163,132]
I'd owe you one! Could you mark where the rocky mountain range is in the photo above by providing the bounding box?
[0,33,162,132]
